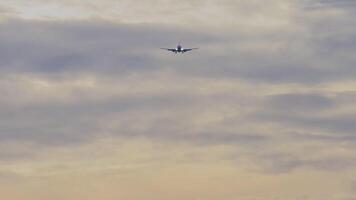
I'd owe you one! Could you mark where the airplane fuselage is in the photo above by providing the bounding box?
[176,45,182,53]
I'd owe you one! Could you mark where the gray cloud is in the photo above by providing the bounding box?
[0,17,355,84]
[267,93,334,111]
[117,130,268,146]
[0,16,356,173]
[0,149,34,162]
[303,0,356,10]
[256,111,356,134]
[257,153,356,174]
[0,81,267,163]
[350,181,356,196]
[0,92,194,144]
[0,19,218,75]
[0,2,355,199]
[252,91,356,136]
[290,131,356,142]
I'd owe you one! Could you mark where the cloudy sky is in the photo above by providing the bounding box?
[0,0,356,199]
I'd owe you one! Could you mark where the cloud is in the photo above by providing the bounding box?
[251,91,356,135]
[0,170,25,182]
[256,153,356,174]
[266,93,334,111]
[0,0,295,27]
[0,17,355,162]
[303,0,356,10]
[256,110,356,135]
[0,19,216,75]
[290,131,356,142]
[0,2,356,199]
[0,15,356,85]
[0,6,16,19]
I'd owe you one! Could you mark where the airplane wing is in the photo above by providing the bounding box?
[182,48,198,52]
[161,48,177,53]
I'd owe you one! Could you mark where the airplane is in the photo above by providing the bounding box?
[161,44,198,54]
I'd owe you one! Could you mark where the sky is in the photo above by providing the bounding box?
[0,0,356,199]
